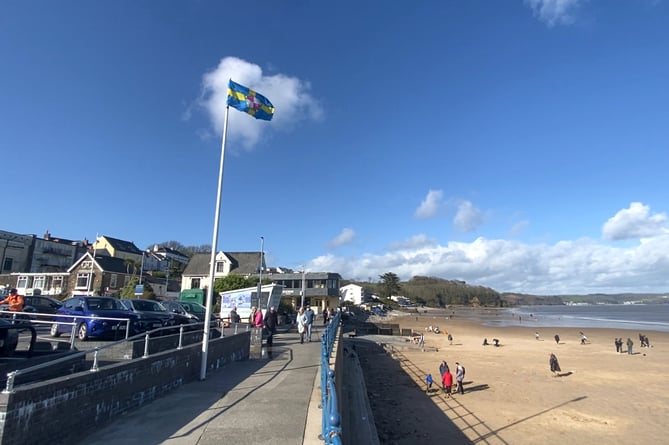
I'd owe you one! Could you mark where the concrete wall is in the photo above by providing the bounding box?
[0,331,250,445]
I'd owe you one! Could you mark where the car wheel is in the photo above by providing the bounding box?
[77,323,89,341]
[50,323,61,337]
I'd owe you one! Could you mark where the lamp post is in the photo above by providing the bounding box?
[257,237,264,311]
[301,268,306,308]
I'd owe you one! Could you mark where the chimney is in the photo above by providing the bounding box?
[44,230,50,240]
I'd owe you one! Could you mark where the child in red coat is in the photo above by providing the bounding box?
[442,369,453,397]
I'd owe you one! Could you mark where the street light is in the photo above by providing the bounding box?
[257,236,264,311]
[301,268,306,308]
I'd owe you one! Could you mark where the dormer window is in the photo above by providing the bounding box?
[216,261,226,273]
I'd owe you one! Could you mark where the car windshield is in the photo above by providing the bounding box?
[132,300,167,312]
[86,298,125,310]
[183,302,207,315]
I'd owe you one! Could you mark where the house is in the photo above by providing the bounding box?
[340,283,372,306]
[67,252,136,296]
[181,251,264,292]
[1,230,90,295]
[92,235,144,263]
[139,244,190,273]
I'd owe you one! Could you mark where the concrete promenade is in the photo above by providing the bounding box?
[78,330,326,445]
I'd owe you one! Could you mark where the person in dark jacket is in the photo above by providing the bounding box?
[549,353,561,375]
[264,306,279,347]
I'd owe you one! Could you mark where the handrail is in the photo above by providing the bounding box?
[3,318,226,393]
[320,311,343,445]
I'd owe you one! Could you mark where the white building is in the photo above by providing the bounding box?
[340,283,371,306]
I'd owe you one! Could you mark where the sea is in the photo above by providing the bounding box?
[477,304,669,333]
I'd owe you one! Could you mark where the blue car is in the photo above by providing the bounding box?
[50,296,142,340]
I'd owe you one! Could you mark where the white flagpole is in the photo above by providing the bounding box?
[200,105,230,380]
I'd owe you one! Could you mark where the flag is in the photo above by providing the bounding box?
[227,79,275,121]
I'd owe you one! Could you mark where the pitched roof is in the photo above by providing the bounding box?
[93,255,133,274]
[101,236,143,255]
[182,252,262,276]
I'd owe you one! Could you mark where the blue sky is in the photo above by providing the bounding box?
[2,0,669,294]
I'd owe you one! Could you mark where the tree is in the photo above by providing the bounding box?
[214,275,258,293]
[379,272,401,299]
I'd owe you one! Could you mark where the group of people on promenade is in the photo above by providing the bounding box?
[426,360,465,397]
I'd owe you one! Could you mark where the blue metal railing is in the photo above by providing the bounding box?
[320,311,343,444]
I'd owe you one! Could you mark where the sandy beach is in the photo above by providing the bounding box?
[353,308,669,445]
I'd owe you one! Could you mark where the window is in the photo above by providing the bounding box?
[110,274,117,288]
[216,261,225,273]
[52,276,63,291]
[76,273,90,289]
[33,276,45,289]
[81,260,93,269]
[2,257,12,271]
[17,275,29,288]
[191,278,201,289]
[123,275,130,286]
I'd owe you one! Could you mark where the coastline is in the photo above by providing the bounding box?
[358,308,668,444]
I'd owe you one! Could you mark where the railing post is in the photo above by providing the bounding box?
[69,323,77,349]
[143,332,150,358]
[177,326,184,350]
[90,348,100,372]
[3,371,17,394]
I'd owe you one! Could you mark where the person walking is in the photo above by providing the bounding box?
[554,334,560,345]
[304,305,315,342]
[626,337,633,355]
[614,338,620,353]
[439,360,449,378]
[549,353,561,375]
[455,362,465,395]
[442,368,453,397]
[296,307,307,344]
[425,373,434,393]
[0,288,24,313]
[447,333,453,345]
[264,306,278,347]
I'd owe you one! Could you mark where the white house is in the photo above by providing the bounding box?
[340,283,370,306]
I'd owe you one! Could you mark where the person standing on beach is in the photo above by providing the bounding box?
[426,373,434,393]
[455,362,465,395]
[614,338,620,353]
[554,334,560,345]
[442,368,453,397]
[439,360,449,377]
[448,333,453,345]
[549,353,561,375]
[535,332,540,341]
[626,337,633,355]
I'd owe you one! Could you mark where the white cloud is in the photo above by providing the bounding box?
[525,0,584,27]
[453,200,484,232]
[602,202,668,240]
[309,233,669,294]
[415,189,443,219]
[388,234,437,250]
[328,228,356,248]
[197,57,322,149]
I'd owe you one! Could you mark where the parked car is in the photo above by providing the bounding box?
[161,300,218,328]
[120,299,192,333]
[23,296,63,314]
[50,296,142,340]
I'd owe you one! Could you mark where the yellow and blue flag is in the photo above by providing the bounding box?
[227,80,275,121]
